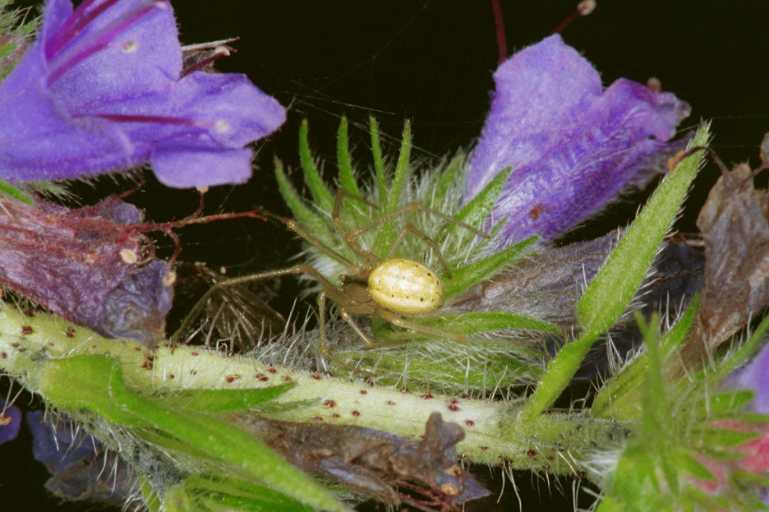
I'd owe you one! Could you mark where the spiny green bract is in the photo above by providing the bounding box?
[273,117,555,394]
[275,117,535,298]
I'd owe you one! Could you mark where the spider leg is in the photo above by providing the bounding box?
[332,188,378,267]
[172,264,348,343]
[376,310,468,345]
[341,198,487,269]
[340,309,376,347]
[317,291,329,370]
[386,223,452,276]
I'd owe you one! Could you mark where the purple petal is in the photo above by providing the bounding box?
[0,0,285,188]
[151,147,253,187]
[27,411,98,472]
[466,35,690,245]
[40,0,74,43]
[0,403,21,444]
[726,343,769,414]
[47,1,181,100]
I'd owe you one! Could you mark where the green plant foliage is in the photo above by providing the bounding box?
[275,118,537,287]
[592,296,700,419]
[597,315,769,511]
[0,178,32,203]
[270,118,549,391]
[0,0,36,79]
[520,124,710,421]
[38,355,346,512]
[578,125,710,336]
[165,475,313,512]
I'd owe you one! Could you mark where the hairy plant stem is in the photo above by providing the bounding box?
[0,306,629,474]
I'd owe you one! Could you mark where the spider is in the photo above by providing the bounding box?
[177,194,485,352]
[174,119,547,357]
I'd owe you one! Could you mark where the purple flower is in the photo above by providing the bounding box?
[0,402,21,444]
[27,411,133,504]
[27,411,98,472]
[0,0,286,188]
[466,35,690,245]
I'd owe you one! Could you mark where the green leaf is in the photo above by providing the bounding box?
[711,311,769,383]
[638,315,667,441]
[39,356,347,512]
[677,453,714,481]
[697,426,759,447]
[387,120,413,212]
[443,235,537,298]
[0,179,32,204]
[592,296,699,419]
[373,120,412,256]
[707,390,755,417]
[432,152,465,208]
[159,384,294,413]
[171,475,314,512]
[522,124,709,420]
[411,311,561,336]
[519,332,601,421]
[577,124,710,336]
[274,158,334,247]
[298,120,334,212]
[447,166,512,232]
[369,116,387,207]
[336,116,360,197]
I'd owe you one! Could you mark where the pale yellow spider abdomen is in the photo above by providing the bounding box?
[368,258,444,314]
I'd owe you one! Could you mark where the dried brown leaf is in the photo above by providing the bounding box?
[0,196,173,343]
[233,412,489,511]
[682,162,769,363]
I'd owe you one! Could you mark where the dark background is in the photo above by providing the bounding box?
[2,1,769,510]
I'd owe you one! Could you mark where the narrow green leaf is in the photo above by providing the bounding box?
[660,294,700,354]
[432,152,465,208]
[0,179,32,204]
[335,117,370,225]
[369,116,387,207]
[711,311,769,383]
[677,453,714,481]
[39,356,347,512]
[577,124,710,336]
[638,315,679,496]
[707,390,755,417]
[447,166,512,231]
[373,120,413,256]
[638,315,666,438]
[592,297,699,419]
[336,117,360,196]
[298,120,334,212]
[412,311,561,335]
[387,119,413,211]
[443,235,537,298]
[698,427,759,447]
[274,159,334,245]
[519,332,600,421]
[159,384,294,413]
[522,124,709,421]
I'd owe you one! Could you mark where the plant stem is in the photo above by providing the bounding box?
[0,306,629,474]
